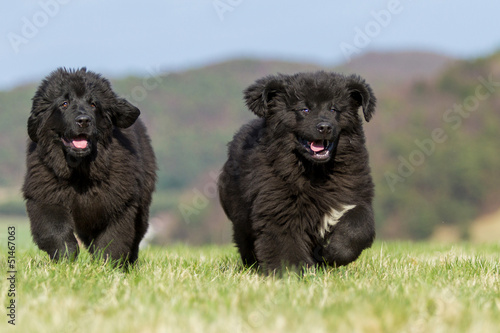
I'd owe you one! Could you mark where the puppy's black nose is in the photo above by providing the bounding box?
[316,122,333,134]
[76,115,91,128]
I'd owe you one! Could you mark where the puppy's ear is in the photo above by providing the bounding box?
[27,95,47,142]
[27,113,39,142]
[244,76,285,118]
[111,98,140,128]
[347,75,376,122]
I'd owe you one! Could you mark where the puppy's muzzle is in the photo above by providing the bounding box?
[76,115,91,128]
[316,122,333,135]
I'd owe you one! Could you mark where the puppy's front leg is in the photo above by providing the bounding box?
[26,200,79,260]
[321,204,375,266]
[90,211,138,265]
[254,227,315,273]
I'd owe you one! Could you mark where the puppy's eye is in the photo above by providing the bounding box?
[90,103,97,109]
[61,101,69,109]
[301,108,309,113]
[330,107,338,112]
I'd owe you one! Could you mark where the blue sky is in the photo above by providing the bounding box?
[1,0,500,90]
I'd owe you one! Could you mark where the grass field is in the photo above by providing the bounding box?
[1,218,499,333]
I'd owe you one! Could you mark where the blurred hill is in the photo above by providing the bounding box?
[337,51,454,90]
[1,51,499,243]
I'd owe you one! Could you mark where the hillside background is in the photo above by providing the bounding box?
[1,51,499,244]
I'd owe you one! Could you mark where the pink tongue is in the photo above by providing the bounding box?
[72,139,88,149]
[310,141,324,152]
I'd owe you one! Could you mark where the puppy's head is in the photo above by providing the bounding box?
[28,68,140,162]
[244,71,376,163]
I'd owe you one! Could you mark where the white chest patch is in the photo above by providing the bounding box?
[319,205,356,238]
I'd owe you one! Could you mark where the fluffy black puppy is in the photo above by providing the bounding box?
[23,68,157,265]
[218,71,376,272]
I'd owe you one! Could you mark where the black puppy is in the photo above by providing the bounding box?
[23,68,157,265]
[218,71,376,272]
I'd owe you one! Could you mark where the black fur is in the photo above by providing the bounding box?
[23,68,157,265]
[218,71,376,272]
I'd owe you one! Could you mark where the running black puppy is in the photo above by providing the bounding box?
[218,71,376,272]
[23,68,157,265]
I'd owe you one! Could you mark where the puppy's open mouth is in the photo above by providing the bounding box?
[298,137,334,161]
[61,135,90,151]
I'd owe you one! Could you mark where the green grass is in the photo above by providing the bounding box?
[0,219,499,333]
